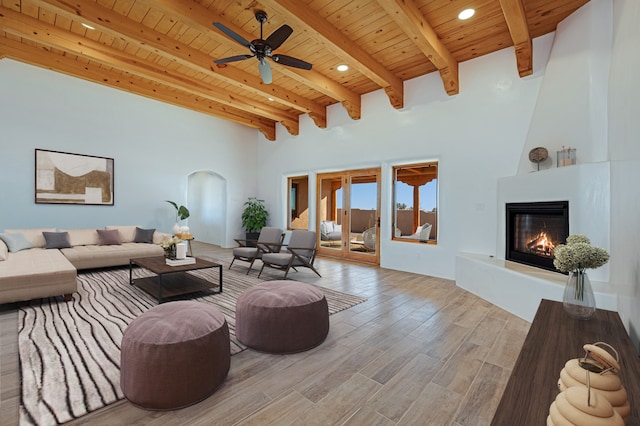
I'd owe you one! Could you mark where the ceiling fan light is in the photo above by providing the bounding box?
[337,64,349,72]
[458,8,475,20]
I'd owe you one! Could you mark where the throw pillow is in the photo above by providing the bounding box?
[0,232,33,253]
[97,229,121,246]
[42,231,72,249]
[134,227,155,244]
[3,228,55,248]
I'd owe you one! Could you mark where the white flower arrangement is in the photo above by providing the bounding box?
[553,234,609,273]
[160,236,182,254]
[553,234,609,302]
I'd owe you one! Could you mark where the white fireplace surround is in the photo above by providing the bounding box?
[456,162,616,321]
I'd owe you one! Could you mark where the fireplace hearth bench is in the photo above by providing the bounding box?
[492,299,640,425]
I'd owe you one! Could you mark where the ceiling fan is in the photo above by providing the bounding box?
[213,10,312,84]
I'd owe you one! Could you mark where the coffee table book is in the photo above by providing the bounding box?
[166,257,196,266]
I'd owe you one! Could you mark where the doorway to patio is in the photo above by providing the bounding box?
[317,168,381,264]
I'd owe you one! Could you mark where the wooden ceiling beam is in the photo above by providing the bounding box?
[142,0,361,122]
[0,7,300,134]
[376,0,459,95]
[264,0,404,110]
[32,0,321,130]
[275,67,361,120]
[0,37,277,140]
[499,0,533,77]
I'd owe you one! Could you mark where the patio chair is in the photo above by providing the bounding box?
[258,230,321,279]
[363,227,376,251]
[230,227,284,274]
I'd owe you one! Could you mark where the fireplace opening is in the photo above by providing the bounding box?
[505,201,569,272]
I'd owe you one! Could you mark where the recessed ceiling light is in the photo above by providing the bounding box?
[81,23,95,30]
[337,64,349,72]
[458,8,475,20]
[267,97,274,101]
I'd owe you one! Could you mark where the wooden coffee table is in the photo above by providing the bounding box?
[129,256,222,303]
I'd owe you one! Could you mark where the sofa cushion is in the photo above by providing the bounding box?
[153,231,171,245]
[3,228,56,248]
[134,227,155,244]
[0,232,33,252]
[0,240,7,261]
[0,248,77,304]
[61,243,163,269]
[105,225,139,243]
[43,232,72,249]
[320,221,334,235]
[97,229,121,246]
[61,229,100,246]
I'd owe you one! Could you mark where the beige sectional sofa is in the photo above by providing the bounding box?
[0,226,170,304]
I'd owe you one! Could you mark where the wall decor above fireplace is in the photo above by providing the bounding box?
[505,201,569,272]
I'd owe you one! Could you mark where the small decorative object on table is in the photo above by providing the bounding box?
[555,342,630,422]
[553,234,609,320]
[160,236,183,260]
[165,200,190,235]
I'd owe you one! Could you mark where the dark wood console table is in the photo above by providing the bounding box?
[492,299,640,425]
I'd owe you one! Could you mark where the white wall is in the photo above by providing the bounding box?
[257,35,554,280]
[609,0,640,348]
[0,59,257,247]
[516,0,612,173]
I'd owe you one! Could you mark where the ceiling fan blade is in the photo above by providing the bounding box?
[271,54,313,70]
[212,22,253,48]
[214,54,255,65]
[265,24,293,50]
[258,58,272,84]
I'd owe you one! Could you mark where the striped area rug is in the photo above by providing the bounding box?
[18,261,366,426]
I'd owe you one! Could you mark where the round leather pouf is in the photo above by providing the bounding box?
[236,280,329,354]
[120,301,230,410]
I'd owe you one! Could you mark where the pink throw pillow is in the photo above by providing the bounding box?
[97,229,121,246]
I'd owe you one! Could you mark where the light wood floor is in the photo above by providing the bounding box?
[0,242,530,425]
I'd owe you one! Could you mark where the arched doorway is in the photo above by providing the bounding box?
[187,171,226,247]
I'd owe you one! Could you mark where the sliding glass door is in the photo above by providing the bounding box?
[317,168,380,264]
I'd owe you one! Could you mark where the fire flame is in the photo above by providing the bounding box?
[526,231,556,257]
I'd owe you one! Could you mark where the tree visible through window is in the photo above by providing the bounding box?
[392,162,438,243]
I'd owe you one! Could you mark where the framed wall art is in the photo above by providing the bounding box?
[35,149,114,205]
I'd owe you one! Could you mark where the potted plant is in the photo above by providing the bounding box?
[166,200,190,234]
[241,197,268,242]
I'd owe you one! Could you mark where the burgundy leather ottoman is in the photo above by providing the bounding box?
[236,280,329,354]
[120,301,230,410]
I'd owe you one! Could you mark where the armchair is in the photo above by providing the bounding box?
[230,227,284,274]
[258,230,321,279]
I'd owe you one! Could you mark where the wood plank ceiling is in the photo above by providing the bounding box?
[0,0,590,141]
